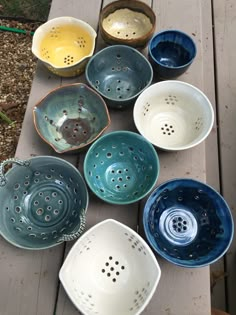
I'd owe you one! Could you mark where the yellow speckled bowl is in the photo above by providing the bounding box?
[100,0,156,48]
[32,17,97,77]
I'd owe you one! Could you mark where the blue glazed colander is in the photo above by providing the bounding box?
[0,156,88,249]
[143,178,234,267]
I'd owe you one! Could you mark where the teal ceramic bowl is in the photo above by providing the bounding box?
[33,83,111,153]
[84,131,160,204]
[85,45,153,109]
[0,156,89,249]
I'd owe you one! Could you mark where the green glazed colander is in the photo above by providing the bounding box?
[84,131,160,204]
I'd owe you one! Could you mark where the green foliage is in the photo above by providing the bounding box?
[0,0,51,21]
[0,111,14,125]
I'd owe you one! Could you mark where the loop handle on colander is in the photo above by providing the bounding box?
[0,158,30,187]
[59,208,86,242]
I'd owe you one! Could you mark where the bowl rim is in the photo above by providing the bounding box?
[0,155,89,250]
[33,83,111,154]
[148,29,197,70]
[99,0,156,47]
[143,178,234,267]
[133,80,214,151]
[32,16,97,69]
[85,44,153,104]
[83,130,160,205]
[59,219,161,314]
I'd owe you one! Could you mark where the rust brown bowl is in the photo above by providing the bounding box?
[33,83,111,154]
[99,0,156,48]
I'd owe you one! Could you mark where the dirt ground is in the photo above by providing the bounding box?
[0,19,41,161]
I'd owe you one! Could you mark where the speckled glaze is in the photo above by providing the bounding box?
[33,83,110,153]
[143,178,234,267]
[84,131,160,205]
[86,45,153,109]
[0,156,88,249]
[100,0,156,48]
[148,30,196,79]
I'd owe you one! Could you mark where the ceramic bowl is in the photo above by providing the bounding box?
[99,0,156,48]
[143,178,234,267]
[83,131,160,205]
[0,156,89,250]
[85,45,153,109]
[32,16,97,77]
[148,30,196,79]
[133,80,214,151]
[60,219,161,315]
[33,83,110,154]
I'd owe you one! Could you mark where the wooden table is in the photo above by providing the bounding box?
[1,0,228,314]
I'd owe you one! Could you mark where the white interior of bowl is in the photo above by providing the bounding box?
[32,16,97,69]
[133,80,214,151]
[59,219,161,315]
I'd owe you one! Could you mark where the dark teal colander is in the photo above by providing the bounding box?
[0,156,88,249]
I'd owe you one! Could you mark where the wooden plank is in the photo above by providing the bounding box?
[138,0,214,314]
[55,1,152,313]
[0,2,78,315]
[57,0,213,315]
[200,0,225,311]
[212,1,236,314]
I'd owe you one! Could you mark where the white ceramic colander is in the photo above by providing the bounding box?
[59,219,161,315]
[133,80,214,151]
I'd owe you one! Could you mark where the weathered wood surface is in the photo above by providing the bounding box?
[0,0,221,314]
[212,1,236,314]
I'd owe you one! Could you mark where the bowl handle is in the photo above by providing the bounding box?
[0,158,30,187]
[59,208,86,242]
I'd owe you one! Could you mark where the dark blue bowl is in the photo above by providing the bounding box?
[148,30,196,79]
[143,178,234,267]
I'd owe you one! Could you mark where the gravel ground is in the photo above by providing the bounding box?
[0,19,40,161]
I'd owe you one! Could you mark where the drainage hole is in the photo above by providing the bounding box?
[36,208,43,215]
[14,183,20,190]
[112,278,116,282]
[15,206,21,213]
[101,269,105,273]
[45,215,51,221]
[107,273,111,277]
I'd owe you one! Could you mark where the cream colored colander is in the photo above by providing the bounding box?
[32,17,97,77]
[99,0,156,48]
[133,81,214,151]
[60,219,161,315]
